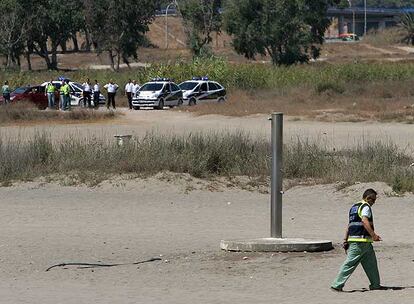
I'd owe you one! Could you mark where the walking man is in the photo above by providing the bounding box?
[104,80,118,110]
[45,79,56,109]
[2,81,11,104]
[82,78,92,108]
[125,79,133,110]
[93,79,100,109]
[331,188,383,292]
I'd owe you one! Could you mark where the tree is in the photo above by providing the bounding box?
[178,0,222,57]
[24,0,84,70]
[224,0,339,65]
[84,0,158,71]
[0,0,27,69]
[352,0,414,7]
[400,13,414,45]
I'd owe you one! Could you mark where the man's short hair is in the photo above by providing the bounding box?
[363,189,377,199]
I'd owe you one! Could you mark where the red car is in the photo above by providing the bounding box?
[0,86,51,109]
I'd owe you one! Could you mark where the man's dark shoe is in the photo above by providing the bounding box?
[330,286,343,292]
[369,286,388,291]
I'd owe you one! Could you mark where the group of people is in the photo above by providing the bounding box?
[43,78,140,111]
[2,78,141,110]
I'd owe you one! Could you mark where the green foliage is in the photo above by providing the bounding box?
[224,0,339,65]
[352,0,414,7]
[3,59,414,92]
[179,0,222,57]
[23,0,85,69]
[225,0,337,65]
[83,0,158,70]
[400,13,414,45]
[0,0,26,68]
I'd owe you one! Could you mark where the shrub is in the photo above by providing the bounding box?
[0,131,413,193]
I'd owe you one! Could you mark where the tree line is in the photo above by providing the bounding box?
[1,0,412,70]
[0,0,159,70]
[338,0,414,8]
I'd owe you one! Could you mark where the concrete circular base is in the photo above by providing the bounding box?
[220,238,333,252]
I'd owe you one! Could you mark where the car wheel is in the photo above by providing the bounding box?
[189,98,196,106]
[78,99,85,107]
[157,99,164,110]
[218,97,226,103]
[177,98,183,107]
[133,106,140,110]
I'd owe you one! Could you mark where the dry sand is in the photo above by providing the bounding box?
[0,178,413,303]
[0,111,414,303]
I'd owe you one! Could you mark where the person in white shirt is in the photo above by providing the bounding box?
[132,80,140,98]
[93,80,100,108]
[104,80,119,109]
[82,78,92,108]
[125,79,133,110]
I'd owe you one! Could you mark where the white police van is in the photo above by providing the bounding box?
[132,78,183,110]
[179,77,226,106]
[40,77,105,107]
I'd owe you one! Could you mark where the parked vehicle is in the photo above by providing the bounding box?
[0,86,49,109]
[179,77,226,106]
[132,78,183,110]
[339,33,359,41]
[40,78,106,107]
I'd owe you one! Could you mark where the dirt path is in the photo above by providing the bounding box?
[0,179,413,303]
[1,109,413,153]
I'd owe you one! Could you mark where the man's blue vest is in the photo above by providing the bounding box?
[347,201,374,243]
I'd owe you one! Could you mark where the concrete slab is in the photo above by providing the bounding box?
[220,238,333,252]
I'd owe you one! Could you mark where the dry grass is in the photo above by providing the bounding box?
[363,27,405,47]
[0,102,119,125]
[0,131,413,193]
[184,80,414,123]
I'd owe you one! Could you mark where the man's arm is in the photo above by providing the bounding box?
[362,217,382,241]
[343,226,349,241]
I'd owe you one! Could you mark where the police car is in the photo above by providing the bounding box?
[132,78,183,110]
[179,77,226,106]
[40,77,106,107]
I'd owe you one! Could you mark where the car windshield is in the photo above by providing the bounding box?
[71,82,83,92]
[179,82,198,91]
[140,83,163,91]
[13,87,28,94]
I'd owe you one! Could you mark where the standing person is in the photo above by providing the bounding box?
[331,189,384,292]
[45,79,56,110]
[93,79,100,109]
[125,79,133,110]
[104,80,118,110]
[132,80,140,98]
[61,80,71,111]
[2,81,11,104]
[59,80,66,110]
[82,78,92,108]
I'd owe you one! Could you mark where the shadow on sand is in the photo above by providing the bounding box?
[345,286,414,293]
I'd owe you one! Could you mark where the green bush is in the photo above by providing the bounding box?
[3,59,414,93]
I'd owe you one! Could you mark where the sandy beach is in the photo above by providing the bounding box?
[0,111,413,303]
